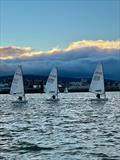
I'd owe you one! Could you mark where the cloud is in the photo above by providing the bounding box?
[0,46,33,59]
[0,40,120,60]
[0,40,120,80]
[65,40,120,52]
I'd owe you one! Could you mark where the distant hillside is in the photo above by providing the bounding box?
[0,74,119,83]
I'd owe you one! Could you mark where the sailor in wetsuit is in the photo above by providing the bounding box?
[96,94,100,99]
[18,96,22,101]
[52,95,56,99]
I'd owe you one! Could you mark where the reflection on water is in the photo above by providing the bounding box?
[0,92,120,160]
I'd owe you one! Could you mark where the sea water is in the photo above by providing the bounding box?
[0,92,120,160]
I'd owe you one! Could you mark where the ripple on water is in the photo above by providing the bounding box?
[0,92,120,160]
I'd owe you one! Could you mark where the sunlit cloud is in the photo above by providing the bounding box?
[0,40,119,60]
[0,46,32,53]
[47,48,62,54]
[0,40,120,80]
[65,40,120,52]
[0,46,33,59]
[0,56,14,60]
[19,51,43,58]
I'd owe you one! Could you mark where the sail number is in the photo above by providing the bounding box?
[93,76,100,81]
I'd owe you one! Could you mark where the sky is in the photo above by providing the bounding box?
[0,0,120,80]
[0,0,120,50]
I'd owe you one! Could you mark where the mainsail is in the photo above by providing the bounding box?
[89,63,105,95]
[45,67,58,96]
[10,65,25,97]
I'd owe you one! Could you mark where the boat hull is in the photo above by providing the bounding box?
[90,98,108,101]
[12,100,28,104]
[46,98,60,102]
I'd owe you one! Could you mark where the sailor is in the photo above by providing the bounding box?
[96,94,100,99]
[52,95,56,99]
[18,96,22,101]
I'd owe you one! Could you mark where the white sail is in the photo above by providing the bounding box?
[89,63,105,95]
[45,67,58,96]
[10,65,25,97]
[64,87,68,93]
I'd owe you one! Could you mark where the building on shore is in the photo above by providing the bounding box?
[0,77,120,94]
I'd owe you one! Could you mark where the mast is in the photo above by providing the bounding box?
[56,67,58,97]
[102,63,106,95]
[19,65,25,97]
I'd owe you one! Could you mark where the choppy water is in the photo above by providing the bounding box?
[0,92,120,160]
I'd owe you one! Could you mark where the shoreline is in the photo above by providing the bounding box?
[0,89,120,94]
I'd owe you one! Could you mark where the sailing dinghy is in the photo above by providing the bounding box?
[10,65,27,103]
[64,83,68,93]
[45,67,59,101]
[89,63,108,101]
[64,87,68,93]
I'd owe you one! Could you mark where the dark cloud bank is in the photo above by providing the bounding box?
[0,46,120,81]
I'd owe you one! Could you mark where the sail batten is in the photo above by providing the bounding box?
[10,66,25,97]
[89,63,105,95]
